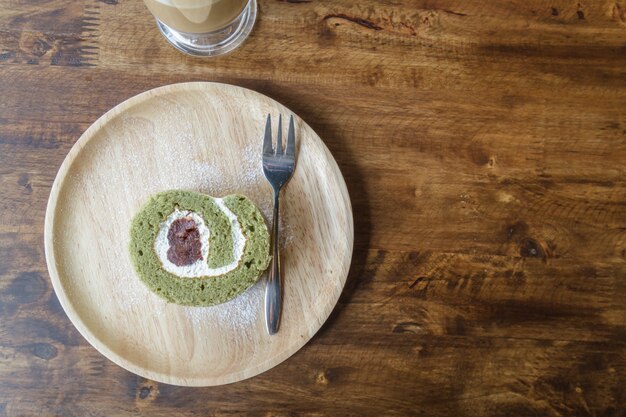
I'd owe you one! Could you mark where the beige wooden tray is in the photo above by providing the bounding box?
[44,82,353,386]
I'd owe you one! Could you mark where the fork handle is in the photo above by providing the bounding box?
[265,191,282,335]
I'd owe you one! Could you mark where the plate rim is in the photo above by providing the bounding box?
[44,81,354,386]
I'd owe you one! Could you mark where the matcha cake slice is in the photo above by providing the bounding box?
[129,190,270,306]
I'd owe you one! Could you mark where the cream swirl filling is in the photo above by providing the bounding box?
[154,198,246,277]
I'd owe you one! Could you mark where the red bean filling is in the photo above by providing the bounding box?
[166,217,203,266]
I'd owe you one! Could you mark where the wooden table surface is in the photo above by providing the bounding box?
[0,0,625,415]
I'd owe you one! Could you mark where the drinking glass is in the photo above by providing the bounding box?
[143,0,257,57]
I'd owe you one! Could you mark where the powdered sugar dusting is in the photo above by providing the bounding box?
[182,279,264,331]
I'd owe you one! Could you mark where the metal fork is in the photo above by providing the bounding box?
[262,114,296,335]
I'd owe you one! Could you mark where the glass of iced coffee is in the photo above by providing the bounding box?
[143,0,256,57]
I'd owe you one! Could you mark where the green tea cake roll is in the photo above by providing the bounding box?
[129,190,270,306]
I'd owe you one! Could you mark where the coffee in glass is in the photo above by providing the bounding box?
[143,0,256,57]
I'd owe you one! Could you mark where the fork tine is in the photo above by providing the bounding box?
[263,114,273,154]
[286,115,295,158]
[276,114,283,155]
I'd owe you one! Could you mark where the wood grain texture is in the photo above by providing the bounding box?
[44,82,353,386]
[0,0,625,414]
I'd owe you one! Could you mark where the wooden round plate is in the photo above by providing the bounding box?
[44,82,353,386]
